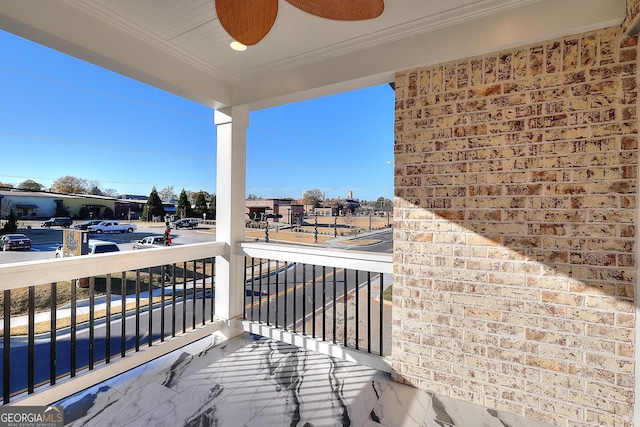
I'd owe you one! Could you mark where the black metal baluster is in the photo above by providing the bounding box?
[4,290,11,403]
[367,271,371,354]
[70,280,77,377]
[283,261,288,331]
[105,274,111,362]
[201,259,207,326]
[292,262,297,333]
[258,258,263,323]
[343,268,348,347]
[379,273,384,356]
[355,271,359,351]
[28,286,35,393]
[135,269,141,351]
[148,267,153,347]
[50,283,57,385]
[172,264,177,337]
[302,264,306,335]
[182,262,187,333]
[312,265,316,338]
[250,258,255,321]
[89,277,95,369]
[121,271,126,358]
[322,266,326,341]
[266,259,271,326]
[332,267,337,344]
[275,260,279,328]
[189,261,195,330]
[160,266,165,341]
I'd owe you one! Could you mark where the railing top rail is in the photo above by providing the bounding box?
[239,242,392,274]
[0,241,226,291]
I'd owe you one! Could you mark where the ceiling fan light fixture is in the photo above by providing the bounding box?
[230,41,247,51]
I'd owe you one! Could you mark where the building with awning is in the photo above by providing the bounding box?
[0,190,116,219]
[14,203,39,218]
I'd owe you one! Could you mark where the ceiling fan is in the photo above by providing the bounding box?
[215,0,385,46]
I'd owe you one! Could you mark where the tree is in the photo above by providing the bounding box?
[303,189,324,208]
[50,176,88,194]
[89,185,104,196]
[177,189,194,218]
[0,198,15,219]
[17,179,44,191]
[159,185,177,202]
[102,188,119,197]
[193,191,208,218]
[247,194,258,200]
[142,187,165,222]
[1,210,18,234]
[207,194,217,220]
[0,182,13,190]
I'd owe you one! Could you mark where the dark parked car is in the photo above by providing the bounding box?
[0,234,32,251]
[171,219,199,229]
[41,217,73,228]
[74,220,102,230]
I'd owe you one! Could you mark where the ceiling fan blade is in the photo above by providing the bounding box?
[215,0,278,45]
[286,0,384,21]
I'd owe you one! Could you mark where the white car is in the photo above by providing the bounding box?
[132,236,166,250]
[55,240,120,258]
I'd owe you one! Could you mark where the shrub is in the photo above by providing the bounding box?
[103,207,114,219]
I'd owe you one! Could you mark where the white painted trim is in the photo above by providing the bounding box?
[242,321,392,374]
[0,242,225,291]
[215,107,249,320]
[240,242,393,274]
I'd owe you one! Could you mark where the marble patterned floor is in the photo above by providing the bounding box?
[55,333,554,427]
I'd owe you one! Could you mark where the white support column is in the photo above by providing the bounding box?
[214,107,248,325]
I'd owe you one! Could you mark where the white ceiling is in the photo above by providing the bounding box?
[0,0,626,111]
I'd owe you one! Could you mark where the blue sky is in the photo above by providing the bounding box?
[0,30,394,202]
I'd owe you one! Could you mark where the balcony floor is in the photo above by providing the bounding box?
[55,332,553,427]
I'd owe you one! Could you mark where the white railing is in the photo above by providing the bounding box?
[239,242,392,274]
[1,241,393,405]
[1,242,225,290]
[239,242,393,372]
[1,242,226,407]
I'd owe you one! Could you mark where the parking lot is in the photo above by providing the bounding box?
[0,222,216,264]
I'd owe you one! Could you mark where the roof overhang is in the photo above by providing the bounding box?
[0,0,625,112]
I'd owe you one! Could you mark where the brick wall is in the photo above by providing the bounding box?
[624,0,640,35]
[393,27,637,427]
